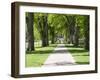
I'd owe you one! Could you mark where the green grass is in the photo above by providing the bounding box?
[25,44,57,67]
[66,44,89,64]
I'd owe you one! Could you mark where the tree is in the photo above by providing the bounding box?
[49,26,55,44]
[42,14,49,46]
[84,16,89,50]
[36,13,49,47]
[65,15,75,44]
[26,13,35,51]
[73,16,80,47]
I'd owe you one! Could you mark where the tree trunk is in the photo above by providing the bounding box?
[42,14,49,47]
[73,17,79,47]
[51,27,55,44]
[84,16,89,50]
[69,16,75,44]
[26,13,35,51]
[74,26,79,46]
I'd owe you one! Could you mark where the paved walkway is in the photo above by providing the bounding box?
[43,44,76,66]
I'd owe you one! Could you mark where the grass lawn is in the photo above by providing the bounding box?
[25,44,57,67]
[66,44,89,64]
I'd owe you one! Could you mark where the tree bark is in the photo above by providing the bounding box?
[69,16,75,44]
[37,14,49,47]
[84,16,89,50]
[73,17,79,47]
[42,14,49,47]
[74,26,79,46]
[26,13,35,51]
[51,27,55,44]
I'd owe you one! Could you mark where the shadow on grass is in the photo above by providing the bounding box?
[26,50,53,54]
[26,49,88,54]
[67,49,88,54]
[35,44,57,48]
[76,62,89,64]
[65,44,84,48]
[26,49,69,54]
[74,54,89,56]
[65,44,89,54]
[26,44,57,54]
[27,44,89,54]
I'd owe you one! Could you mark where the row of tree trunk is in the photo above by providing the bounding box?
[65,16,89,50]
[26,13,89,51]
[26,13,49,51]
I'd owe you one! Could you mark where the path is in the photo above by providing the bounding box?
[43,44,76,66]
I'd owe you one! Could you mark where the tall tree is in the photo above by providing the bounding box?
[65,15,75,44]
[84,16,89,50]
[73,16,79,47]
[26,13,35,51]
[37,14,49,47]
[42,14,49,46]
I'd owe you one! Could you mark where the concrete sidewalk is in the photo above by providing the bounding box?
[43,44,76,66]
